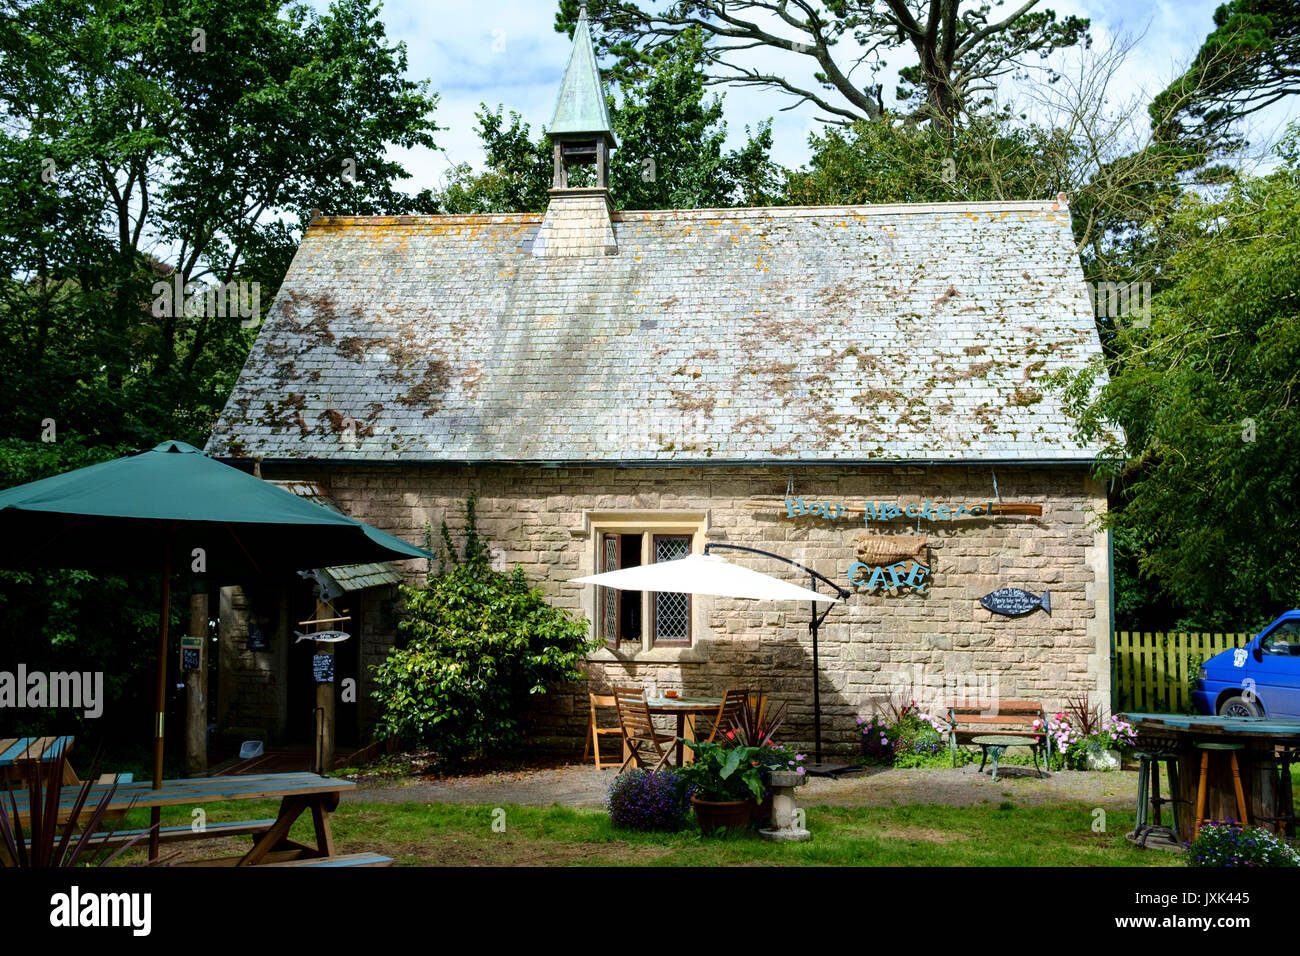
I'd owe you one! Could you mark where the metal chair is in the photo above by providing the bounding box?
[613,687,676,772]
[1131,734,1186,847]
[582,693,624,770]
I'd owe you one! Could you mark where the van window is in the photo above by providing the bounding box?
[1261,620,1300,655]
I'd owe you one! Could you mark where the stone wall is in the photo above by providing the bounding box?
[261,462,1111,756]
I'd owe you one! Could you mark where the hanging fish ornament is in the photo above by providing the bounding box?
[293,630,351,643]
[980,588,1051,617]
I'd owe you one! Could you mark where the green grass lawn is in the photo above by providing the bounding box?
[107,799,1183,867]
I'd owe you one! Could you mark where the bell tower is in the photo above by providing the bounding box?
[532,1,619,257]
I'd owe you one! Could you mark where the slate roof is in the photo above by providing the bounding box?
[206,199,1111,464]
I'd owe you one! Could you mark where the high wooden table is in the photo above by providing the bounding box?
[4,771,353,865]
[646,696,723,766]
[1121,713,1300,841]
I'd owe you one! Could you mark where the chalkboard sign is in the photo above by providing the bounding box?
[247,621,268,651]
[979,588,1051,617]
[180,636,202,672]
[313,653,334,684]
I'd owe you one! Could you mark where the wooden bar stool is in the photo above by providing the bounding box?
[1193,741,1250,837]
[1132,735,1186,847]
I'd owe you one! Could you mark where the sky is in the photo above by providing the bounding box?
[308,0,1298,197]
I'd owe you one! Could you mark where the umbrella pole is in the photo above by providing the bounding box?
[150,540,172,861]
[811,595,821,766]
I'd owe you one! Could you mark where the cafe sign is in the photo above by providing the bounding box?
[740,496,1043,524]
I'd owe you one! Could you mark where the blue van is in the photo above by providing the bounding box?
[1193,611,1300,717]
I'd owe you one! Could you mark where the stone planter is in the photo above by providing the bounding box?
[760,770,810,842]
[691,795,753,835]
[1084,747,1122,771]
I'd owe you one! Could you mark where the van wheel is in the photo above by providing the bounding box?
[1218,695,1263,717]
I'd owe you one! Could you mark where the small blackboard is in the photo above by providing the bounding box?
[181,648,200,671]
[313,653,334,684]
[247,621,268,651]
[979,588,1051,617]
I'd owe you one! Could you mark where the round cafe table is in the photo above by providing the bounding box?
[645,696,723,766]
[972,734,1046,782]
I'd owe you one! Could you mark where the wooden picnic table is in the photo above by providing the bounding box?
[4,771,354,866]
[0,736,73,785]
[646,696,723,766]
[1122,712,1300,841]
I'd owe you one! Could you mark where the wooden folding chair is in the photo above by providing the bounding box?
[704,689,751,743]
[613,687,676,772]
[582,693,625,769]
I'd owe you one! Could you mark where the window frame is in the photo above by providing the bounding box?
[582,511,708,658]
[649,533,693,647]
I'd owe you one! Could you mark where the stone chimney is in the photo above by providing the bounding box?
[533,2,618,258]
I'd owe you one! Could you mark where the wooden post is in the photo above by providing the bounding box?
[186,581,208,776]
[314,598,335,774]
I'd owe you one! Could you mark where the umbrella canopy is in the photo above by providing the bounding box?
[571,553,838,604]
[0,440,428,575]
[0,440,432,857]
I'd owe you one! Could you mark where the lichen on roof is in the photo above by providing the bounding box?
[206,200,1112,464]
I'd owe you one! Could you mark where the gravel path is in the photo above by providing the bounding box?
[341,761,1139,810]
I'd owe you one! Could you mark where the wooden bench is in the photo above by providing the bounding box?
[948,700,1051,771]
[44,818,278,852]
[260,852,393,867]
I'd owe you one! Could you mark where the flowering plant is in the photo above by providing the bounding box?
[1032,713,1137,770]
[606,768,693,832]
[755,741,806,777]
[677,739,766,801]
[1185,822,1300,867]
[857,700,947,766]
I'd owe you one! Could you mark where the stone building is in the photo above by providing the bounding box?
[205,7,1113,755]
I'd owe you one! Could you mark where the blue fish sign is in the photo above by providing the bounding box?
[980,588,1051,617]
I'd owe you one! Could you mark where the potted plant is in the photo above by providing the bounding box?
[678,739,766,834]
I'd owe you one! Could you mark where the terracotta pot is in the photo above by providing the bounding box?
[691,794,753,834]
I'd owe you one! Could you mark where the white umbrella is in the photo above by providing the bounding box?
[570,553,838,604]
[570,546,850,769]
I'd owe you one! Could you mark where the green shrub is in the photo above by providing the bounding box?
[371,501,598,761]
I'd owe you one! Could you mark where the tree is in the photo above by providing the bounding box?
[0,0,441,451]
[555,0,1090,132]
[1150,0,1300,158]
[371,503,597,762]
[1057,129,1300,630]
[0,0,442,750]
[438,30,779,212]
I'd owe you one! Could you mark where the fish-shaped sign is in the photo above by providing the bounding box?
[293,630,351,644]
[980,588,1051,617]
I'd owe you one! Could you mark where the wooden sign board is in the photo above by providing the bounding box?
[743,496,1043,522]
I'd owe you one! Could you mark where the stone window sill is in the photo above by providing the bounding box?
[587,642,713,664]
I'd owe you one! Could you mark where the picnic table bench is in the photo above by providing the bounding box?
[5,771,388,866]
[0,736,133,788]
[949,700,1051,778]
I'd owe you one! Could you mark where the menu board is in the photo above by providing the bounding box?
[312,653,334,684]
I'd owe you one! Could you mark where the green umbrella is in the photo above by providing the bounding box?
[0,440,432,857]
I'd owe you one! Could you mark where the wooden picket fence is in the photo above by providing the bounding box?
[1114,631,1252,713]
